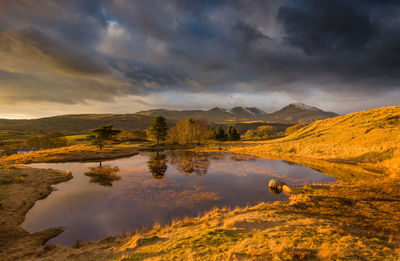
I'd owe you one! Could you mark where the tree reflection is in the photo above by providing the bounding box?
[168,150,210,176]
[84,162,121,187]
[147,152,168,179]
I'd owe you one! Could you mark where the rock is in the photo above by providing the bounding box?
[268,179,287,194]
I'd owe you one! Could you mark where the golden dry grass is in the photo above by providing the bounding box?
[228,105,400,175]
[1,105,400,260]
[0,144,141,166]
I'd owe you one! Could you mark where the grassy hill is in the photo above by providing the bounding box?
[136,107,234,122]
[0,103,337,136]
[231,105,400,173]
[264,103,338,124]
[0,114,176,135]
[2,105,400,260]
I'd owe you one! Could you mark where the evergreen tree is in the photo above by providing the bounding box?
[89,124,121,150]
[227,125,240,141]
[215,125,227,141]
[147,115,168,144]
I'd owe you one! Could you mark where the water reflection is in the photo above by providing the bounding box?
[23,150,336,245]
[268,186,283,194]
[84,162,121,187]
[168,150,210,176]
[147,152,168,179]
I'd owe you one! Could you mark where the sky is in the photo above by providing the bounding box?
[0,0,399,119]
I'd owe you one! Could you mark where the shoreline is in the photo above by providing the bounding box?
[1,143,399,260]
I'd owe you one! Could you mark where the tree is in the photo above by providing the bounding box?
[243,129,257,140]
[285,124,306,136]
[168,118,213,144]
[256,125,277,139]
[226,125,240,141]
[215,125,227,141]
[147,116,168,144]
[89,124,121,150]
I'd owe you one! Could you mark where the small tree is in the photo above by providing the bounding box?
[89,124,121,150]
[226,125,240,141]
[147,115,168,144]
[243,129,257,140]
[256,125,277,139]
[215,125,227,141]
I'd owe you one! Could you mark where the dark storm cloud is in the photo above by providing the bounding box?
[0,0,399,110]
[278,0,376,55]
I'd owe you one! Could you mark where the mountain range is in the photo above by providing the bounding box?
[0,103,338,134]
[136,103,338,123]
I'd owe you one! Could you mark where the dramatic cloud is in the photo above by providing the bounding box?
[0,0,399,117]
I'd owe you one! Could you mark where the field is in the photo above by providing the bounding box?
[0,105,400,260]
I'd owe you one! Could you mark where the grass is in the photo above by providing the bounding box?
[64,134,89,142]
[0,144,141,165]
[0,166,72,259]
[84,165,121,187]
[1,105,400,260]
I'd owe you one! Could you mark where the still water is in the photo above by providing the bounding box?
[22,150,335,245]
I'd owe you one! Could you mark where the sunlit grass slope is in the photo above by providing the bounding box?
[232,105,400,175]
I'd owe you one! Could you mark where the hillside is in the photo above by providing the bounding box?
[0,103,338,135]
[264,103,338,123]
[2,106,400,260]
[136,103,337,123]
[135,108,234,122]
[232,105,400,173]
[0,114,176,135]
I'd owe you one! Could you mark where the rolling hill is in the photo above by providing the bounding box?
[0,103,338,134]
[264,103,338,123]
[234,105,400,172]
[0,114,176,135]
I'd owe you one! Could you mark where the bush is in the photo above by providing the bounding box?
[26,132,67,149]
[243,126,279,140]
[117,130,147,142]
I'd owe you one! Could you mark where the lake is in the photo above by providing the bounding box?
[21,150,336,245]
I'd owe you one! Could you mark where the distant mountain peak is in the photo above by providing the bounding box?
[219,106,267,117]
[287,103,322,112]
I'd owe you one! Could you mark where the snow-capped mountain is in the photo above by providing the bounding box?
[135,103,338,123]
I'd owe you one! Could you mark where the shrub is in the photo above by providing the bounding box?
[117,129,147,142]
[26,132,67,149]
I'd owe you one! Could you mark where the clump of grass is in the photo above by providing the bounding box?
[84,166,121,180]
[84,165,121,187]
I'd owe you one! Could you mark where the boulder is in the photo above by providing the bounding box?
[268,179,287,194]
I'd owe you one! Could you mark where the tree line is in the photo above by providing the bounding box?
[19,115,307,151]
[147,116,241,145]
